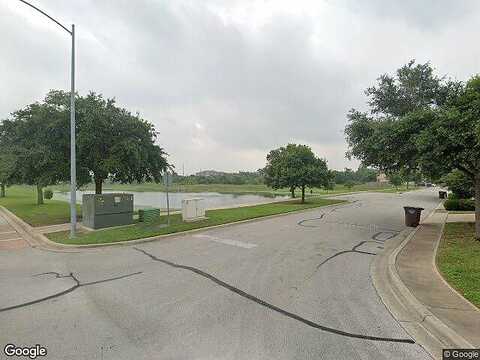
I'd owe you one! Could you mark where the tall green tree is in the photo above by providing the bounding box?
[365,60,459,117]
[416,76,480,238]
[77,93,169,193]
[263,144,332,203]
[0,123,17,197]
[346,60,461,177]
[0,153,16,198]
[388,173,403,189]
[1,101,70,204]
[47,91,170,194]
[346,61,480,239]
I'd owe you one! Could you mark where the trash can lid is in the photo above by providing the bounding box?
[403,206,424,211]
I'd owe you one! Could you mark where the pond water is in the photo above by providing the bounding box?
[54,191,290,210]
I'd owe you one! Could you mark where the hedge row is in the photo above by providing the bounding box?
[444,198,475,211]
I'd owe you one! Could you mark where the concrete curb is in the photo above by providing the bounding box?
[0,206,81,253]
[1,201,346,250]
[371,206,474,360]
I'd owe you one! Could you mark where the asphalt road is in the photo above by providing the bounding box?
[0,189,440,359]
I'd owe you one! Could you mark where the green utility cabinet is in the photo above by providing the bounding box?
[82,193,134,229]
[138,208,160,223]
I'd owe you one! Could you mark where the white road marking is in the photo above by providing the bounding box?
[0,231,16,235]
[193,234,257,249]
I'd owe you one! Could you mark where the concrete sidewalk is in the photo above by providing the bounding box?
[0,206,81,253]
[0,210,29,251]
[446,212,475,222]
[396,211,480,349]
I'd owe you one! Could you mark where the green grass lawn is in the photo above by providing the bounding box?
[47,197,344,245]
[0,186,81,227]
[437,222,480,308]
[52,182,415,196]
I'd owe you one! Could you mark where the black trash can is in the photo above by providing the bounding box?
[403,206,424,227]
[439,191,447,199]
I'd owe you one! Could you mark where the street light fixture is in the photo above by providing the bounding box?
[18,0,77,238]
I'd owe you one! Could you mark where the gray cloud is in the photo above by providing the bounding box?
[337,0,477,30]
[1,0,479,173]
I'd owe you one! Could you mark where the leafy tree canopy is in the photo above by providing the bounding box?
[263,144,332,203]
[0,90,170,203]
[345,60,459,175]
[346,61,480,239]
[46,90,169,194]
[441,170,474,199]
[365,59,461,117]
[333,166,377,185]
[0,100,72,204]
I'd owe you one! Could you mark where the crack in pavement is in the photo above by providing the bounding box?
[297,201,401,234]
[0,271,143,313]
[299,218,400,233]
[296,201,400,276]
[315,240,379,270]
[297,239,385,285]
[133,247,415,344]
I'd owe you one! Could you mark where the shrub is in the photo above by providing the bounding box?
[447,193,458,200]
[442,170,474,199]
[444,198,475,211]
[344,180,356,189]
[43,189,53,200]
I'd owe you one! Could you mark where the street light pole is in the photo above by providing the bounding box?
[70,24,77,238]
[18,0,77,237]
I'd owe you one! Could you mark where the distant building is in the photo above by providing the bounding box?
[376,172,389,183]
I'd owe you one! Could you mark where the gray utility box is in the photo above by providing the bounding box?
[82,193,134,229]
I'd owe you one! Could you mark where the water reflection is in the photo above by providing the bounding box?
[54,191,290,210]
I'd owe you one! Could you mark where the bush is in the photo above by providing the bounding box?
[442,170,474,199]
[444,198,475,211]
[344,180,356,189]
[447,193,458,200]
[43,189,53,200]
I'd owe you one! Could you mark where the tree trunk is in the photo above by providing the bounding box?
[95,178,103,194]
[36,184,44,205]
[290,186,295,198]
[475,174,480,240]
[0,184,5,198]
[301,185,305,203]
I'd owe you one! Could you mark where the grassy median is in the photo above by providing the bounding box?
[0,186,81,226]
[437,222,480,308]
[47,197,344,245]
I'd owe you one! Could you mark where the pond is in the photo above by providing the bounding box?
[53,191,290,211]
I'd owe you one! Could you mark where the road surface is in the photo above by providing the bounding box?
[0,189,440,359]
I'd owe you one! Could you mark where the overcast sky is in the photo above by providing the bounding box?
[1,0,479,174]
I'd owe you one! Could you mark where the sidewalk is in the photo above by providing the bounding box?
[396,210,480,349]
[0,206,80,253]
[0,210,29,250]
[446,212,475,222]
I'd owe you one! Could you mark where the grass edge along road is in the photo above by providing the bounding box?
[47,197,344,245]
[0,186,81,226]
[436,222,480,308]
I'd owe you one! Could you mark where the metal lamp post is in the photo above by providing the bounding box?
[18,1,77,238]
